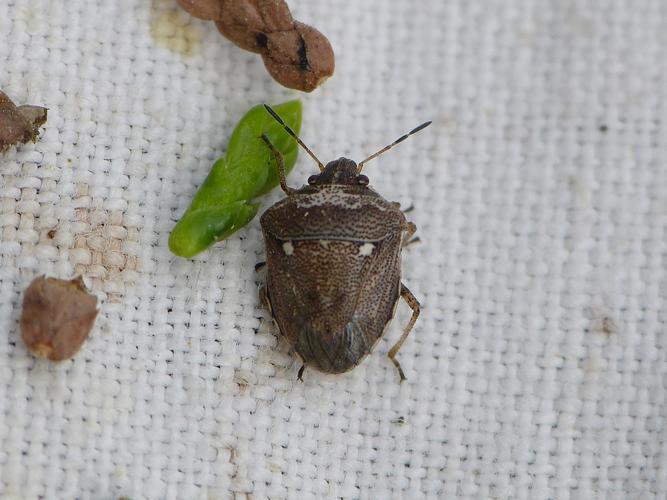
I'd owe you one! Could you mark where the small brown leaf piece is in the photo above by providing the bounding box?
[0,91,48,152]
[20,276,98,361]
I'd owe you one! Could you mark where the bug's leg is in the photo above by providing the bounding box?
[405,236,421,247]
[260,134,296,195]
[255,261,266,272]
[258,284,273,315]
[402,222,420,247]
[388,284,420,382]
[297,364,305,382]
[403,204,415,214]
[404,222,417,241]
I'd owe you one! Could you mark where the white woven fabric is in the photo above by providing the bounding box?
[1,0,666,498]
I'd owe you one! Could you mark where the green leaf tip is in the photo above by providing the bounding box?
[169,100,302,258]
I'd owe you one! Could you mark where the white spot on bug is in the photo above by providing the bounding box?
[358,243,375,256]
[283,241,294,256]
[319,240,329,248]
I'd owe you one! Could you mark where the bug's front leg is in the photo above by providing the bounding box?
[261,134,296,195]
[258,284,273,316]
[256,261,271,314]
[388,283,420,382]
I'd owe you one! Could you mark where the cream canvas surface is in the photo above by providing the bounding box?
[1,1,666,499]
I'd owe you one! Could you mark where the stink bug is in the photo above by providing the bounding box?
[258,105,430,381]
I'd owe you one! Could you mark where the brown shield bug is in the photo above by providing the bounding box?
[258,105,430,381]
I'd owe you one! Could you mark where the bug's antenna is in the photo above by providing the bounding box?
[264,104,325,172]
[357,121,432,173]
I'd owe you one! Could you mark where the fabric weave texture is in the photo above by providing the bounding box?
[1,1,666,499]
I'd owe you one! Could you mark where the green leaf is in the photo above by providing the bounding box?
[169,100,302,258]
[226,100,302,196]
[168,202,260,258]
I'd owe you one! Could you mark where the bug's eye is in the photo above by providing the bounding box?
[357,175,369,185]
[307,175,319,185]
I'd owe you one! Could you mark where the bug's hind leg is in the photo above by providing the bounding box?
[255,261,266,271]
[388,284,421,382]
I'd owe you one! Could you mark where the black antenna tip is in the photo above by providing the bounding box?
[264,104,283,123]
[410,121,432,135]
[393,134,410,145]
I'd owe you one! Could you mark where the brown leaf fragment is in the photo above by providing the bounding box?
[20,276,98,361]
[0,91,48,152]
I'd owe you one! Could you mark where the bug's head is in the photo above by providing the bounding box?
[307,158,369,186]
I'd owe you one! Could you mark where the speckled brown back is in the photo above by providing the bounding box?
[260,184,409,374]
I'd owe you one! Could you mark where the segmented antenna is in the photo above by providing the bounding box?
[263,104,325,172]
[357,121,432,173]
